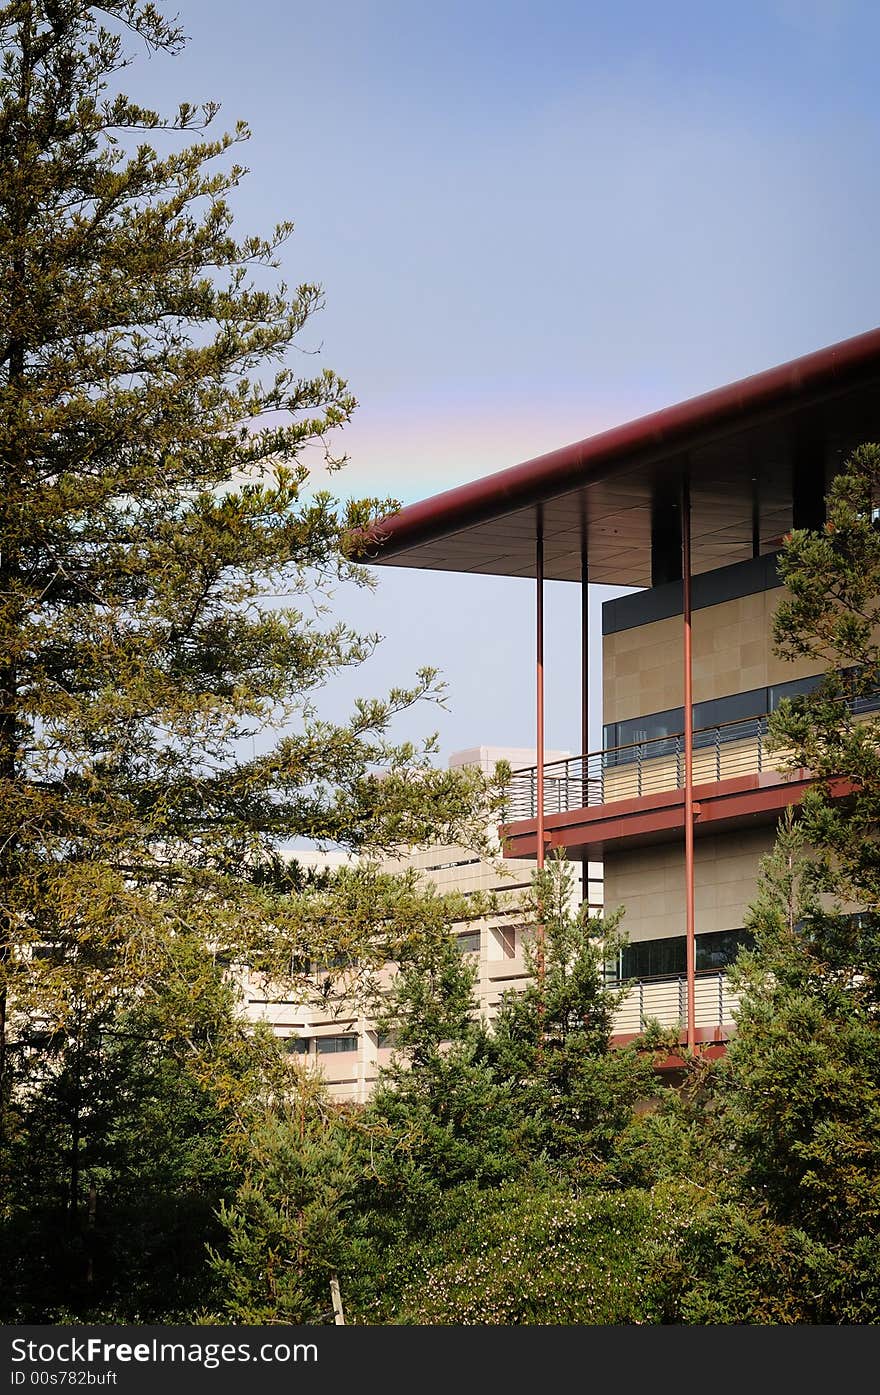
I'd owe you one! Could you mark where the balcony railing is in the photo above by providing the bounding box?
[611,970,741,1036]
[504,715,773,821]
[504,689,880,824]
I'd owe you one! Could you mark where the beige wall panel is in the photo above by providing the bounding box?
[603,586,828,726]
[604,827,777,942]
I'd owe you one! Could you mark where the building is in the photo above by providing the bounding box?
[363,326,880,1063]
[243,752,602,1101]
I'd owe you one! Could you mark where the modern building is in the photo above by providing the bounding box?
[243,752,602,1101]
[363,326,880,1063]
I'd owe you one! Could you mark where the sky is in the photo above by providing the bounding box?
[126,0,880,762]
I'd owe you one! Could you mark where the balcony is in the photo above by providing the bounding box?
[506,715,774,821]
[610,969,740,1040]
[501,690,880,861]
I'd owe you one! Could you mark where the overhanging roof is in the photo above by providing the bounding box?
[359,326,880,586]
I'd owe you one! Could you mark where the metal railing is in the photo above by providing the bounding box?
[504,714,773,821]
[611,970,740,1035]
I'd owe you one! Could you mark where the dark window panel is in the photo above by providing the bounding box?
[315,1034,358,1055]
[616,928,753,982]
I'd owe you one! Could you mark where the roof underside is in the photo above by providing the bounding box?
[363,328,880,585]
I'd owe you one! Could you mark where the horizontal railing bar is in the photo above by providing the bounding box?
[499,691,880,821]
[511,714,770,780]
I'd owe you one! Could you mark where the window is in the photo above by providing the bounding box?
[285,1036,311,1055]
[424,857,481,871]
[694,686,767,731]
[315,1034,358,1055]
[376,1030,398,1050]
[456,930,481,955]
[767,674,823,710]
[612,928,754,982]
[495,925,517,959]
[606,670,880,765]
[695,928,754,971]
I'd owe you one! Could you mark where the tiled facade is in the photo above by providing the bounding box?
[602,571,816,951]
[603,586,826,725]
[604,828,774,946]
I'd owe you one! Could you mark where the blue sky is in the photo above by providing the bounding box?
[130,1,880,760]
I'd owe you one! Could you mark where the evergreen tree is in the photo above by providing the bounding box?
[657,813,880,1323]
[664,439,880,1321]
[1,939,292,1321]
[207,1075,356,1325]
[489,854,658,1179]
[0,0,493,1141]
[0,1,500,1319]
[717,810,880,1241]
[771,441,880,910]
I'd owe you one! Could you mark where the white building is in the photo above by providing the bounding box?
[242,749,603,1101]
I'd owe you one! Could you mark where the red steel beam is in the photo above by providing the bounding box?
[580,538,589,907]
[536,520,545,871]
[499,767,827,860]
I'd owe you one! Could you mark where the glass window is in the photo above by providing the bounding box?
[695,928,754,970]
[605,666,880,771]
[456,930,481,955]
[608,688,773,764]
[619,928,753,981]
[603,722,618,752]
[768,674,823,710]
[618,706,681,748]
[285,1036,311,1055]
[315,1034,358,1054]
[694,686,767,732]
[620,935,686,981]
[495,925,517,959]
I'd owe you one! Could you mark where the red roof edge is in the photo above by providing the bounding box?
[357,325,880,561]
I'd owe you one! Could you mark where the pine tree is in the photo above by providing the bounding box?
[207,1074,357,1325]
[0,0,494,1213]
[661,812,880,1323]
[670,443,880,1320]
[489,854,657,1178]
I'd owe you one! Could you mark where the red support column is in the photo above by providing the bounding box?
[581,539,590,907]
[536,520,546,991]
[681,478,696,1052]
[536,519,545,871]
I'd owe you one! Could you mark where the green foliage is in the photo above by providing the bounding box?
[13,3,880,1332]
[711,813,880,1254]
[0,943,288,1322]
[488,855,660,1178]
[0,2,498,1323]
[657,1199,880,1325]
[373,897,483,1069]
[0,0,497,1099]
[771,441,880,906]
[378,1182,690,1325]
[207,1083,357,1325]
[365,854,655,1198]
[335,854,676,1322]
[632,449,880,1326]
[680,457,880,1322]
